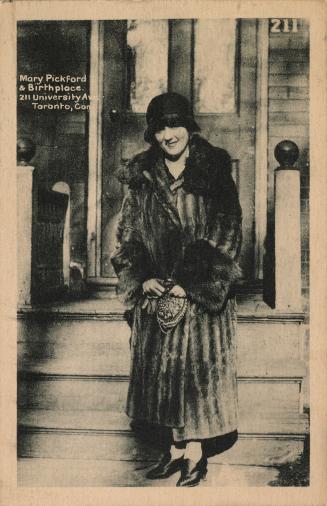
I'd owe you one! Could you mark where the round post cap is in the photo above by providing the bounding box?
[274,140,299,169]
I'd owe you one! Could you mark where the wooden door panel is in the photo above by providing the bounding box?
[121,114,147,161]
[194,20,257,279]
[168,20,193,100]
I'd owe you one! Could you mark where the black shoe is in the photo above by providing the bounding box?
[176,457,208,487]
[146,452,184,479]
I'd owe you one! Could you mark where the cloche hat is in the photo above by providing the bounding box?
[144,92,200,143]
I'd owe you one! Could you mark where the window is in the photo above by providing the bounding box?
[194,19,237,113]
[127,20,169,112]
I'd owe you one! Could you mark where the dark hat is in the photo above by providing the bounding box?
[144,92,200,143]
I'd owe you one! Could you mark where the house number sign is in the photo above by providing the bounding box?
[270,19,299,33]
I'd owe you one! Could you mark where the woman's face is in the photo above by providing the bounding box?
[154,126,189,159]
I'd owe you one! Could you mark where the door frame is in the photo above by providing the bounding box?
[254,18,269,280]
[87,19,269,283]
[87,20,104,280]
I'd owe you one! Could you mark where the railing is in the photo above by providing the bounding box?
[31,188,69,302]
[17,138,69,305]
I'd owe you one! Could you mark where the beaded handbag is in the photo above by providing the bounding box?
[156,291,188,333]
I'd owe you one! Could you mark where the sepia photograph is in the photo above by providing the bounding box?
[1,0,327,503]
[15,15,313,489]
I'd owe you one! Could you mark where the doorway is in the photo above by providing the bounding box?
[87,19,265,285]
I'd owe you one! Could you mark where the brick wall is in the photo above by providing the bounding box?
[267,18,310,310]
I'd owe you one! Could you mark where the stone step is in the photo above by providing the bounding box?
[17,298,308,468]
[18,316,306,377]
[17,427,305,466]
[18,407,309,435]
[18,457,280,487]
[18,374,303,417]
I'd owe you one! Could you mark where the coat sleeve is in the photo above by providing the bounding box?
[111,189,153,308]
[178,158,243,313]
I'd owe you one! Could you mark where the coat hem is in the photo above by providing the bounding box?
[172,425,239,443]
[126,409,238,442]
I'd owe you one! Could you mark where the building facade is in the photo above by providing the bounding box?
[17,19,310,486]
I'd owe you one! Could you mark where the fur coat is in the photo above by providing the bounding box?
[111,134,242,442]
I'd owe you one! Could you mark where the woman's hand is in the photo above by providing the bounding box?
[169,284,186,298]
[142,278,166,297]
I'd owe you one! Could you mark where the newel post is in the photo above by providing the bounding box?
[17,138,36,306]
[274,140,302,311]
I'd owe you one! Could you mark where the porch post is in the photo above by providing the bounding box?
[17,138,36,306]
[274,140,302,311]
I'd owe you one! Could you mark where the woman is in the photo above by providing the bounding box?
[111,92,242,487]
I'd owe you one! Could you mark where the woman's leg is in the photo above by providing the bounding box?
[183,441,202,462]
[176,440,207,487]
[146,433,185,479]
[171,429,203,462]
[170,440,186,459]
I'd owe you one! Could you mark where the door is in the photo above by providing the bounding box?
[95,19,258,282]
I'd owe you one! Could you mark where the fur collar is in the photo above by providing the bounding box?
[118,134,240,215]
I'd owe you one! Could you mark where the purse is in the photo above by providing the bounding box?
[156,290,188,333]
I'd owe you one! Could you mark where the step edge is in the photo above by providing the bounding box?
[17,425,308,440]
[17,371,306,382]
[17,412,310,436]
[17,310,307,323]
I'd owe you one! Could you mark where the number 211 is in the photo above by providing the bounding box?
[270,19,299,33]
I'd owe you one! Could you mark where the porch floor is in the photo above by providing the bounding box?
[17,293,306,320]
[18,458,280,487]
